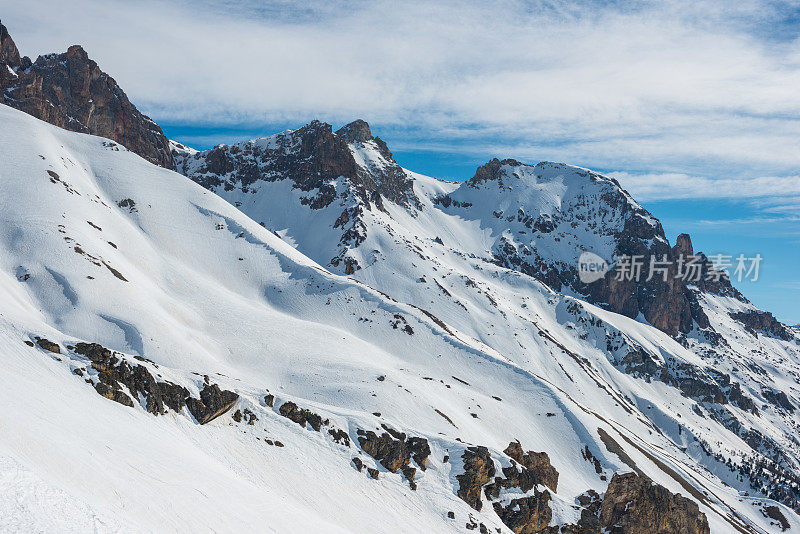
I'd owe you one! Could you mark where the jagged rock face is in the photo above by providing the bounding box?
[455,443,561,533]
[73,342,191,415]
[600,472,710,534]
[731,310,792,341]
[186,384,239,424]
[279,401,327,431]
[671,233,746,300]
[335,119,374,144]
[357,427,431,472]
[502,441,559,493]
[175,119,417,210]
[585,211,706,337]
[0,24,173,168]
[456,446,496,511]
[0,22,20,67]
[444,160,709,337]
[492,490,552,534]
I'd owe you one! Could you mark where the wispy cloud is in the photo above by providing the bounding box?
[609,172,800,201]
[2,0,799,179]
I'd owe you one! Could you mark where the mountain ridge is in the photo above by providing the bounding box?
[0,24,799,534]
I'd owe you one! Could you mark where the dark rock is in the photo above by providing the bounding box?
[600,472,710,534]
[367,467,379,479]
[456,446,495,511]
[178,119,417,210]
[356,427,430,489]
[357,429,410,472]
[264,393,275,407]
[730,310,791,341]
[335,119,373,143]
[279,401,326,431]
[186,384,239,424]
[503,441,559,492]
[160,381,190,412]
[0,22,21,68]
[0,25,173,168]
[407,436,431,470]
[763,505,789,531]
[328,428,351,446]
[402,465,417,490]
[94,381,134,407]
[34,337,60,353]
[678,377,727,404]
[73,342,186,416]
[468,158,524,187]
[763,389,795,413]
[352,457,364,472]
[492,489,552,534]
[575,489,603,532]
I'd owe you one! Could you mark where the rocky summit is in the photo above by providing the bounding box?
[0,24,799,534]
[0,24,173,168]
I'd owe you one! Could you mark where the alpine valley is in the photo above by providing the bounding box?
[1,23,799,534]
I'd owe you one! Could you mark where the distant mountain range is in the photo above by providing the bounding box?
[1,23,798,534]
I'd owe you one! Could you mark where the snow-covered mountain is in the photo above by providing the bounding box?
[1,26,799,534]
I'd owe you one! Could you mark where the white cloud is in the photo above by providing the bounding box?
[2,0,799,178]
[609,172,800,201]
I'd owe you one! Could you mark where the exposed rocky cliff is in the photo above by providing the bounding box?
[173,118,417,210]
[600,472,711,534]
[0,23,173,168]
[445,159,711,337]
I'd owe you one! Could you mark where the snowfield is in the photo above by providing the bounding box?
[1,104,799,533]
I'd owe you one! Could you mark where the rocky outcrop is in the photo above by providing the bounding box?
[0,23,173,168]
[356,425,431,490]
[492,491,552,534]
[502,441,559,493]
[0,22,20,67]
[467,160,711,338]
[672,234,746,300]
[456,446,496,511]
[71,341,238,423]
[587,227,707,337]
[468,158,524,187]
[730,310,791,341]
[600,472,710,534]
[34,336,60,354]
[279,401,327,431]
[763,389,795,413]
[175,119,417,210]
[186,384,239,424]
[480,443,559,533]
[336,120,418,209]
[74,342,190,415]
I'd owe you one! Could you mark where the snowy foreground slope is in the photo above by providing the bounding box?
[0,105,798,533]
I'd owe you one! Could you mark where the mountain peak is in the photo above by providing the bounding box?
[336,119,373,143]
[468,157,525,185]
[673,232,694,257]
[65,44,89,59]
[0,26,173,169]
[0,21,21,67]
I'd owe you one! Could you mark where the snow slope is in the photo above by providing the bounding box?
[1,105,798,533]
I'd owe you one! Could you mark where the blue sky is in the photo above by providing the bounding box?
[4,0,800,322]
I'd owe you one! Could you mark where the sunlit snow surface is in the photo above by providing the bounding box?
[1,105,798,533]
